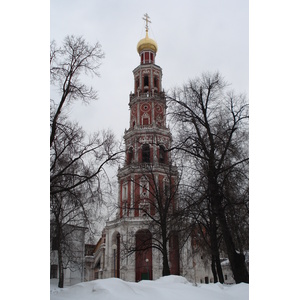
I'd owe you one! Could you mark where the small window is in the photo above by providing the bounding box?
[127,147,133,164]
[142,144,150,163]
[154,77,158,89]
[144,75,149,88]
[142,113,150,126]
[159,145,166,163]
[122,183,128,200]
[143,117,149,125]
[145,52,149,62]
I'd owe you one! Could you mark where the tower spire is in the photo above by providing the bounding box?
[137,13,157,54]
[143,13,151,32]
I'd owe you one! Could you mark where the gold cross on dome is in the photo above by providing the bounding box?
[143,13,151,31]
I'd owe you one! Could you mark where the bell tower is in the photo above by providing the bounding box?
[104,14,179,282]
[118,14,173,219]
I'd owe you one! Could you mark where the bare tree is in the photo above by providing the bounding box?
[50,35,104,147]
[120,162,184,277]
[50,110,120,287]
[50,36,121,288]
[168,72,249,283]
[181,180,225,283]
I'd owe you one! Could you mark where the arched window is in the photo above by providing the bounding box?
[135,229,152,281]
[159,145,166,163]
[142,113,150,126]
[122,182,128,200]
[127,147,133,164]
[145,52,149,63]
[154,76,159,91]
[144,75,149,90]
[142,144,150,163]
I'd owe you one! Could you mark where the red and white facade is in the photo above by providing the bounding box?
[87,22,216,284]
[97,25,180,282]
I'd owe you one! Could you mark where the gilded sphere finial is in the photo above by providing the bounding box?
[137,13,158,53]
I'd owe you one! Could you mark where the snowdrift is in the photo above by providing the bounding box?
[50,275,249,300]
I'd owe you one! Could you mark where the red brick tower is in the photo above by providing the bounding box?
[111,14,179,282]
[118,15,175,219]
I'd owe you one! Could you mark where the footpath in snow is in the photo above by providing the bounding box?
[50,275,249,300]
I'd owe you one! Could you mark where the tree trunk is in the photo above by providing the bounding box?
[208,168,248,284]
[215,254,224,283]
[210,212,221,283]
[211,255,218,283]
[162,254,170,276]
[211,246,224,283]
[214,195,248,283]
[56,223,64,288]
[58,245,64,288]
[162,237,170,276]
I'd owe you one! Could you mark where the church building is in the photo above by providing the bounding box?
[85,14,220,284]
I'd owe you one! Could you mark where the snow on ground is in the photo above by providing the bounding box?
[50,275,249,300]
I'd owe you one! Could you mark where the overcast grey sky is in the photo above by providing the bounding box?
[50,0,248,141]
[2,1,300,292]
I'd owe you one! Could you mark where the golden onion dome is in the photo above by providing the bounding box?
[137,31,158,54]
